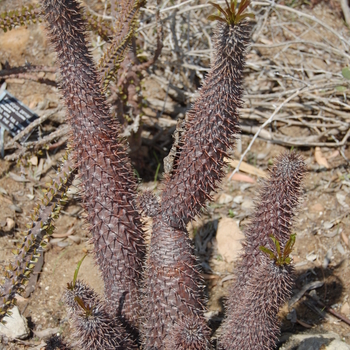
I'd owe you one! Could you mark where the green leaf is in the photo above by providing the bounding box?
[336,86,347,92]
[231,0,237,14]
[237,0,250,16]
[259,246,276,260]
[269,235,281,256]
[228,209,235,218]
[72,254,87,288]
[209,2,229,18]
[207,14,227,23]
[74,296,88,311]
[283,234,296,257]
[236,12,255,22]
[284,257,291,264]
[342,67,350,80]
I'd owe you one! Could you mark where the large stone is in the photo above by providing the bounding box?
[0,306,29,340]
[216,217,245,263]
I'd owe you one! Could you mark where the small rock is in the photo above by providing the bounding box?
[241,199,254,210]
[306,253,317,262]
[56,241,70,248]
[322,248,333,269]
[5,218,15,231]
[29,156,38,166]
[233,195,243,204]
[216,217,245,263]
[33,327,60,339]
[310,203,324,213]
[341,231,349,247]
[336,242,346,256]
[280,331,350,350]
[336,192,349,209]
[0,306,29,340]
[341,301,350,316]
[9,204,22,213]
[323,221,334,230]
[68,235,81,244]
[217,193,233,204]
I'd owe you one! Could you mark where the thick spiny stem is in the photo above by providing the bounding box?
[42,0,145,329]
[143,215,210,349]
[161,19,250,228]
[219,152,305,350]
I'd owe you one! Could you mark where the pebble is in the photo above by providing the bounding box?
[306,252,317,262]
[0,306,29,340]
[310,203,324,213]
[217,193,233,204]
[233,195,243,204]
[341,301,350,316]
[241,199,254,210]
[336,242,346,256]
[5,218,15,231]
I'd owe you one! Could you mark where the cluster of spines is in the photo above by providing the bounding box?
[138,190,159,217]
[64,280,137,349]
[219,152,306,349]
[160,0,251,228]
[98,0,144,92]
[164,316,212,350]
[42,0,145,331]
[0,152,76,323]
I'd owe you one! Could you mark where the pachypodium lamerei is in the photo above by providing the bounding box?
[219,152,305,350]
[0,0,306,349]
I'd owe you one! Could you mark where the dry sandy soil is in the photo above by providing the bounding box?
[0,0,350,349]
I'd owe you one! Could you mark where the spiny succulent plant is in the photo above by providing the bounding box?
[0,0,307,349]
[164,315,212,350]
[98,0,145,92]
[142,1,253,347]
[138,190,160,217]
[219,152,306,350]
[160,0,252,228]
[0,4,42,32]
[64,280,137,349]
[0,152,75,323]
[42,0,145,331]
